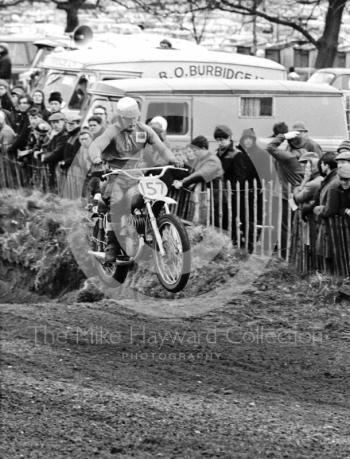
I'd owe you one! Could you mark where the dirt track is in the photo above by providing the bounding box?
[1,267,350,458]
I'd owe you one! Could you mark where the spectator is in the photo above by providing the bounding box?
[290,121,322,157]
[173,135,223,189]
[31,121,51,188]
[272,121,289,137]
[0,110,16,187]
[88,115,105,139]
[0,43,11,81]
[92,105,109,128]
[293,151,323,205]
[41,112,68,191]
[337,162,350,217]
[239,127,273,182]
[335,141,350,166]
[312,152,340,269]
[8,95,32,158]
[267,130,305,256]
[10,85,25,101]
[0,110,15,153]
[17,107,43,180]
[287,66,301,81]
[65,128,94,199]
[0,79,14,112]
[143,115,170,167]
[58,112,81,196]
[31,89,50,121]
[48,91,63,114]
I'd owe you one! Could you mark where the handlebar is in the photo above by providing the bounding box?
[103,165,187,180]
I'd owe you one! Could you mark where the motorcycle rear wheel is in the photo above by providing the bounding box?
[92,221,129,285]
[153,214,191,293]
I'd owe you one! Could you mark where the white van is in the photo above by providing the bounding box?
[308,68,350,134]
[36,34,286,111]
[86,78,347,156]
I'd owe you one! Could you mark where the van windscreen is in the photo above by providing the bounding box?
[146,102,189,135]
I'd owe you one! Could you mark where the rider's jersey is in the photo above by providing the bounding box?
[89,120,159,169]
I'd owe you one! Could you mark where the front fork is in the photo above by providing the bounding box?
[145,200,166,256]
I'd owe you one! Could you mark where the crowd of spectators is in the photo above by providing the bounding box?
[0,80,349,268]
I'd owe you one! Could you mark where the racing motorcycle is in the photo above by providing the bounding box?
[87,166,191,293]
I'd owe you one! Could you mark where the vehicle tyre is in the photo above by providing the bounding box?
[91,221,129,285]
[153,214,191,293]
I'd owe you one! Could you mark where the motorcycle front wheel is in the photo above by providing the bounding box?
[153,214,191,293]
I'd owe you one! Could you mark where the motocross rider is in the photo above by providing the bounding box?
[89,97,179,262]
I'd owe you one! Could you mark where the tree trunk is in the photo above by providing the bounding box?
[315,0,346,69]
[65,7,79,33]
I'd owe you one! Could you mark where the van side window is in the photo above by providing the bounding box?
[240,97,273,117]
[146,102,189,135]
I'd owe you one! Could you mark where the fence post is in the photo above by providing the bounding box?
[210,181,214,228]
[206,187,210,228]
[236,181,241,250]
[268,180,273,255]
[218,179,223,233]
[260,179,266,257]
[192,186,200,224]
[286,183,292,263]
[244,180,249,252]
[277,181,282,258]
[253,178,258,254]
[227,180,232,241]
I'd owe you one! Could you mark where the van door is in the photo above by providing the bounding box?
[142,97,192,148]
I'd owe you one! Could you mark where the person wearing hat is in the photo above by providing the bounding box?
[214,124,262,248]
[48,91,64,114]
[335,141,350,166]
[293,151,323,205]
[337,163,350,217]
[239,127,273,182]
[58,112,82,197]
[41,112,68,191]
[290,121,322,157]
[88,96,179,262]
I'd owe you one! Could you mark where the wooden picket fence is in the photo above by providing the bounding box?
[1,154,349,276]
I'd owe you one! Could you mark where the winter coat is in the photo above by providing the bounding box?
[60,126,81,170]
[293,171,323,205]
[0,123,15,154]
[186,148,223,185]
[41,129,68,165]
[313,169,340,258]
[7,111,31,157]
[0,92,14,112]
[266,134,304,198]
[338,186,350,217]
[216,140,261,189]
[239,128,274,183]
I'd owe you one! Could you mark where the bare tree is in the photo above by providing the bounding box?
[0,0,102,33]
[120,0,348,68]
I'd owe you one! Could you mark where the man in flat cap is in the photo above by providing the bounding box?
[41,112,68,191]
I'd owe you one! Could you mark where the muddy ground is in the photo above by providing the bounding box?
[1,264,350,458]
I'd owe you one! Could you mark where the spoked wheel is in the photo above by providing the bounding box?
[153,214,191,293]
[91,221,129,286]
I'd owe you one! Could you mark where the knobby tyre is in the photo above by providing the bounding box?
[92,220,129,285]
[153,214,191,293]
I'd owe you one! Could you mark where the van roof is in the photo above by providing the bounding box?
[312,68,350,75]
[89,77,342,97]
[41,41,285,72]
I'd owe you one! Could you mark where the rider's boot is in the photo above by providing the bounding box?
[105,231,130,263]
